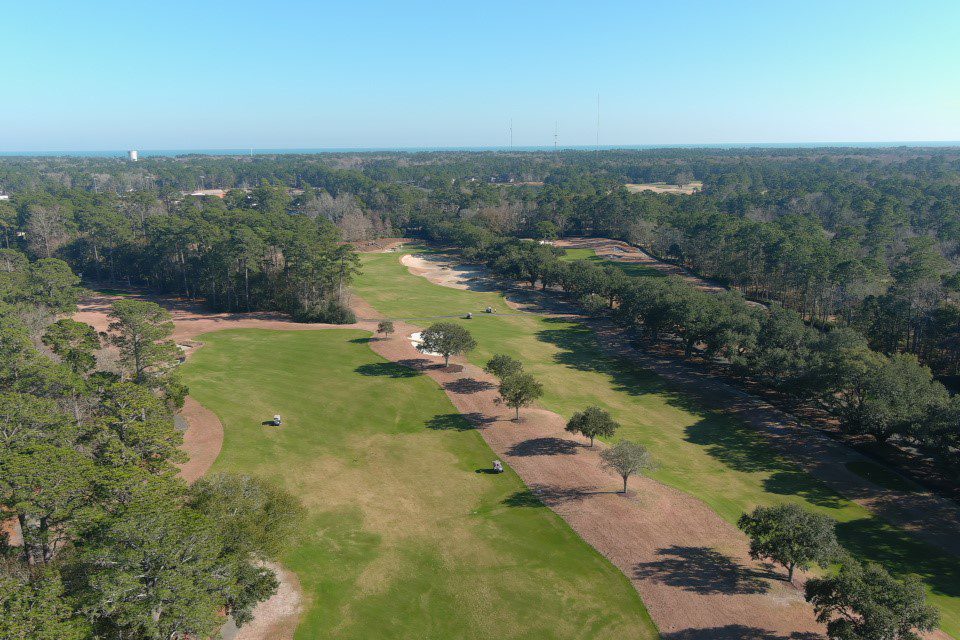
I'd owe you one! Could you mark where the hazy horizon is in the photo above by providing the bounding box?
[3,140,960,158]
[3,0,959,152]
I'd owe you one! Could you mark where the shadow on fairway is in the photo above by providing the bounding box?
[354,362,422,378]
[633,546,772,595]
[507,437,580,457]
[444,377,496,394]
[684,418,847,510]
[502,484,601,508]
[424,412,475,431]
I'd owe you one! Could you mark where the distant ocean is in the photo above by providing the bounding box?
[1,142,959,158]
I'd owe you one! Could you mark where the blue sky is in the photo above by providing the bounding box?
[2,0,958,151]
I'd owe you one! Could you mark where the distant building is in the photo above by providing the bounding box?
[0,192,9,201]
[128,150,138,162]
[187,189,227,198]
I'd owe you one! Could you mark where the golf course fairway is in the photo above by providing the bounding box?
[181,328,657,639]
[354,248,960,636]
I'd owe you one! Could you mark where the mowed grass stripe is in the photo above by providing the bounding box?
[181,328,657,640]
[355,249,960,637]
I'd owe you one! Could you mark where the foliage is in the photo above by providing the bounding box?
[805,558,940,640]
[498,372,544,420]
[566,405,619,446]
[599,440,655,493]
[377,320,395,337]
[484,353,523,379]
[0,562,87,640]
[418,321,477,366]
[108,299,179,384]
[737,503,840,581]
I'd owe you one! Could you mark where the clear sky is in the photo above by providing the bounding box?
[2,0,958,151]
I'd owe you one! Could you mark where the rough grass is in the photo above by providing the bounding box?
[357,249,960,637]
[181,328,657,640]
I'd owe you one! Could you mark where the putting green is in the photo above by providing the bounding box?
[356,249,960,636]
[182,329,657,639]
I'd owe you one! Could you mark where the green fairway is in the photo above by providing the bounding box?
[357,249,960,636]
[560,246,664,278]
[181,329,657,640]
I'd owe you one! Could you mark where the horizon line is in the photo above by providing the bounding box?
[2,140,960,157]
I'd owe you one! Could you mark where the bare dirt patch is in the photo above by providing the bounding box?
[625,181,703,195]
[351,237,412,253]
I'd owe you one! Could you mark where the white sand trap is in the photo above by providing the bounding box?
[409,332,441,356]
[221,561,302,640]
[401,254,485,290]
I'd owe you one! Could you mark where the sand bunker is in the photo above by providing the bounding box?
[221,562,303,640]
[409,331,440,356]
[400,253,488,290]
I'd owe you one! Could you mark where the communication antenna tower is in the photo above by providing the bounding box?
[596,93,600,152]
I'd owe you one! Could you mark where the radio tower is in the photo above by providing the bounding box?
[510,119,513,148]
[554,121,558,151]
[596,93,600,152]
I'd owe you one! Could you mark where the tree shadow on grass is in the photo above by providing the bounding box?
[424,413,475,432]
[349,337,373,344]
[633,546,772,595]
[836,515,960,599]
[444,378,496,394]
[534,317,667,398]
[684,417,848,509]
[662,627,820,640]
[397,357,443,371]
[502,484,599,508]
[354,362,422,378]
[507,437,580,457]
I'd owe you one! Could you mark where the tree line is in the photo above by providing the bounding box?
[2,185,360,322]
[0,249,303,638]
[410,323,939,640]
[421,220,960,476]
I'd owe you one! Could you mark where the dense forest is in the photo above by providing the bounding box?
[0,249,303,637]
[2,146,960,480]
